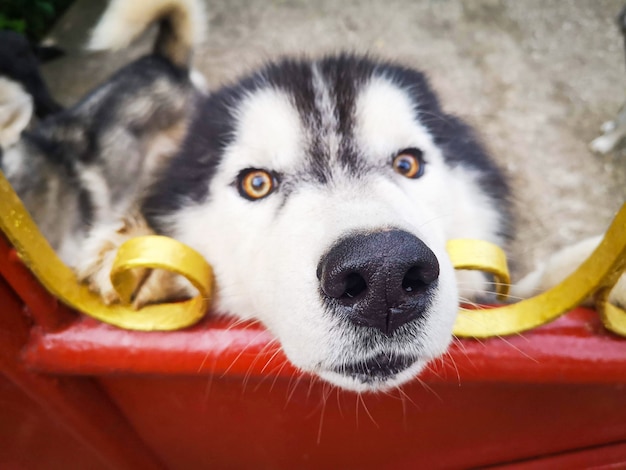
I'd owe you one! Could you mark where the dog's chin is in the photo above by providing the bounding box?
[317,355,429,393]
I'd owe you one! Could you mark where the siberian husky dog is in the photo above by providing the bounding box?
[1,0,621,392]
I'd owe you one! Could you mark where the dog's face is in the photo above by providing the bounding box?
[148,56,508,392]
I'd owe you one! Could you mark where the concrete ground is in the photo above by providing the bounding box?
[43,0,626,278]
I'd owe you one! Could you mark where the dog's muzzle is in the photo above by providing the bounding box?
[316,229,440,335]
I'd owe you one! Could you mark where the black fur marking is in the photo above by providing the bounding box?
[262,55,375,180]
[317,55,373,171]
[78,188,94,227]
[25,129,79,178]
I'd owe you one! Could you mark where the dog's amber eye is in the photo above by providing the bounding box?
[392,149,424,179]
[238,169,276,200]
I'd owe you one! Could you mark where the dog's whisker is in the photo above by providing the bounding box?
[456,280,515,288]
[253,352,289,392]
[453,316,537,362]
[224,332,277,385]
[442,349,462,386]
[284,370,305,407]
[415,376,443,403]
[243,338,281,387]
[396,385,419,412]
[492,335,537,362]
[316,384,331,445]
[334,387,345,420]
[357,393,379,429]
[259,346,284,375]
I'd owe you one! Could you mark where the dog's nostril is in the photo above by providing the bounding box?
[343,272,367,299]
[402,265,437,293]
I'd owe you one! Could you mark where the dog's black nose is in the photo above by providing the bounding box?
[317,230,440,335]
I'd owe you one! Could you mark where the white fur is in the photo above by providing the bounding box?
[0,77,33,148]
[88,0,207,52]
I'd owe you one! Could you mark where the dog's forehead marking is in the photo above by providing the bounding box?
[310,63,341,165]
[229,87,304,172]
[354,77,437,163]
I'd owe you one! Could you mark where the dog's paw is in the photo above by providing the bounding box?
[73,213,197,308]
[590,134,619,154]
[131,268,197,309]
[73,214,154,305]
[608,275,626,309]
[590,118,626,154]
[75,237,123,305]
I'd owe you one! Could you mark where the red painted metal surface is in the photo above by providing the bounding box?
[98,376,626,469]
[0,278,108,470]
[0,235,75,333]
[0,374,111,470]
[0,253,164,470]
[2,230,626,468]
[20,308,626,384]
[492,441,626,469]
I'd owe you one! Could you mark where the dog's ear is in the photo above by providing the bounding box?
[0,77,34,148]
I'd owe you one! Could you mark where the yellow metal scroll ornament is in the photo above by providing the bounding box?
[0,170,624,335]
[0,172,212,331]
[449,204,626,337]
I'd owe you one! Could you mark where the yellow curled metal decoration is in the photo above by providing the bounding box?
[450,203,626,337]
[0,170,624,336]
[445,239,510,301]
[0,171,212,331]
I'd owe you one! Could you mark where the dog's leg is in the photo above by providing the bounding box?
[590,128,626,154]
[590,104,626,154]
[512,235,625,308]
[74,212,195,308]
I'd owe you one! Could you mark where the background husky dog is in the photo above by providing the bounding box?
[2,0,624,392]
[1,0,205,270]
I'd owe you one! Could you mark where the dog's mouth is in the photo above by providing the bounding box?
[332,353,418,384]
